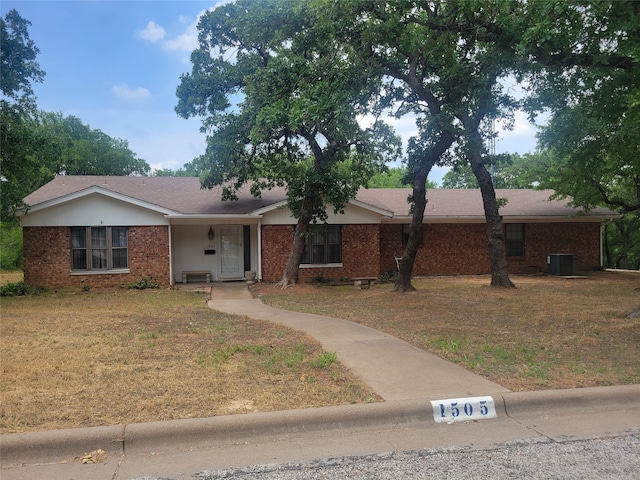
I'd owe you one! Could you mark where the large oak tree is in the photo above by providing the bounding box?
[322,0,523,289]
[176,0,400,285]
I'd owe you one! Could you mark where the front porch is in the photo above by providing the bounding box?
[169,222,260,285]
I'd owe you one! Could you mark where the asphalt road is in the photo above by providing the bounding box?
[185,433,640,480]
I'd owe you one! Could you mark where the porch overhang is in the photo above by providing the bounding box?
[165,214,264,222]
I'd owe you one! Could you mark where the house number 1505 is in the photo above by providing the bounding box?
[430,396,497,423]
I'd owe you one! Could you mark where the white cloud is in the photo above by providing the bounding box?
[162,8,214,53]
[163,27,199,53]
[138,21,166,43]
[160,6,229,57]
[111,84,152,102]
[495,111,536,139]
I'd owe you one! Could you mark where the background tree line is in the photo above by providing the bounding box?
[1,9,149,269]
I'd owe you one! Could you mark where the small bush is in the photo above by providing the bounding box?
[0,223,23,270]
[311,275,331,284]
[379,270,398,283]
[0,280,25,297]
[122,277,160,290]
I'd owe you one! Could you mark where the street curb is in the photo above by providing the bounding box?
[499,384,640,417]
[124,399,429,455]
[2,385,640,467]
[0,424,125,466]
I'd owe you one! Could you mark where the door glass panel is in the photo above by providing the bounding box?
[219,226,242,277]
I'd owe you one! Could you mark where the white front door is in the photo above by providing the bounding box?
[218,225,244,279]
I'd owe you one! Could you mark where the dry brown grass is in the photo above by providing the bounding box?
[2,270,638,435]
[0,283,379,434]
[0,270,23,284]
[254,271,640,392]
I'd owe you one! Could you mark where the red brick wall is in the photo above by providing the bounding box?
[260,225,293,282]
[24,221,601,289]
[23,227,71,288]
[509,222,602,274]
[260,224,380,282]
[128,226,170,285]
[380,222,602,276]
[380,224,491,276]
[23,226,170,289]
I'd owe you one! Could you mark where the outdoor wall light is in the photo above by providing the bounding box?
[208,226,214,241]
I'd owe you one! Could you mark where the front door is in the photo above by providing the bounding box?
[218,225,244,279]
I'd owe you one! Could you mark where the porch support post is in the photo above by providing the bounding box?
[257,220,262,281]
[168,223,174,286]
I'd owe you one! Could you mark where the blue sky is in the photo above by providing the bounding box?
[3,0,541,184]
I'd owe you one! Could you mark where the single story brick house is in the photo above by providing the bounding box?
[20,175,617,289]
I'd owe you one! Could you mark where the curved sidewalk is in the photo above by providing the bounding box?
[208,284,509,401]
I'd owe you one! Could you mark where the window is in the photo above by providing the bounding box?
[301,225,342,264]
[71,226,128,270]
[505,223,524,257]
[401,224,422,245]
[402,224,411,245]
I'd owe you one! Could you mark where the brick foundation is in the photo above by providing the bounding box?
[23,226,170,289]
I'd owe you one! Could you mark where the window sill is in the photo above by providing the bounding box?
[299,263,343,269]
[70,269,130,275]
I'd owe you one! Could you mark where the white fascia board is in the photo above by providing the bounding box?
[164,214,263,219]
[250,200,289,216]
[251,199,394,218]
[383,215,618,224]
[382,216,485,224]
[348,199,394,217]
[24,186,180,216]
[501,215,620,223]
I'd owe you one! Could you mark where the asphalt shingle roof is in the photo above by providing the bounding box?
[23,175,616,219]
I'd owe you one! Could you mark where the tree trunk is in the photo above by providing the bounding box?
[394,133,454,292]
[393,175,427,293]
[469,155,515,287]
[278,197,314,287]
[614,219,631,270]
[603,222,613,268]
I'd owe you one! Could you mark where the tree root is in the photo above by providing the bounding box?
[626,306,640,319]
[274,279,295,289]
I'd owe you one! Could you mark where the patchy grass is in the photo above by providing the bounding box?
[0,287,379,434]
[254,271,640,392]
[0,270,23,285]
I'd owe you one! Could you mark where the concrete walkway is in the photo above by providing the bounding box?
[208,284,509,401]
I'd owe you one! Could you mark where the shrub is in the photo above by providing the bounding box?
[0,281,25,297]
[122,277,160,290]
[0,223,23,270]
[311,275,331,284]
